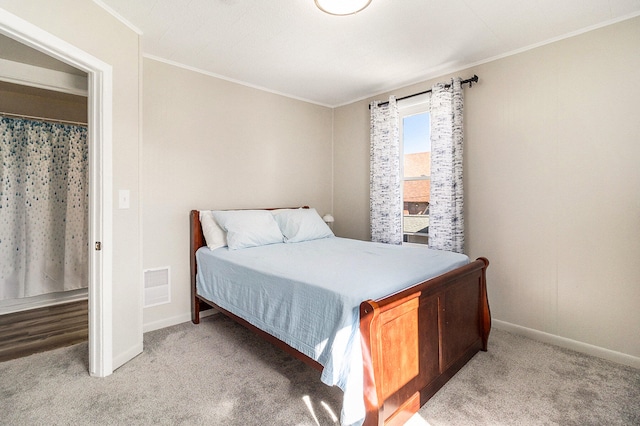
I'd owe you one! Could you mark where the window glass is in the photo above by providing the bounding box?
[402,111,430,244]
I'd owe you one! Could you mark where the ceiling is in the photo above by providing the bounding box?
[98,0,640,107]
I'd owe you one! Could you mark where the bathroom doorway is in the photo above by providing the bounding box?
[0,11,114,377]
[0,75,89,361]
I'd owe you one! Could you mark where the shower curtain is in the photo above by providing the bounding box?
[0,117,88,301]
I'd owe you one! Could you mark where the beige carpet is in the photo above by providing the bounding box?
[1,314,638,425]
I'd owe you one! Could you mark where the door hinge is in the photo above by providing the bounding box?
[95,241,102,251]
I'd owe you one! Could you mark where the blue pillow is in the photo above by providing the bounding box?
[211,210,284,250]
[199,210,227,250]
[272,208,334,243]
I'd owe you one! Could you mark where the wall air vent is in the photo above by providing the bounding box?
[143,267,171,308]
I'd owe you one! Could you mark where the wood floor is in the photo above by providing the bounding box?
[0,300,88,363]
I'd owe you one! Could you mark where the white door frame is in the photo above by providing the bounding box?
[0,8,114,377]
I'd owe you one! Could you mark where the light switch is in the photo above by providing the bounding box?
[118,189,130,209]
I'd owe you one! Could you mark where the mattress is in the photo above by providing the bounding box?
[196,237,469,425]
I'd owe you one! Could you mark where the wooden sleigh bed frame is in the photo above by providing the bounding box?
[190,208,490,426]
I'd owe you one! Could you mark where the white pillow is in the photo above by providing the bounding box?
[199,210,227,250]
[272,208,334,243]
[211,210,284,250]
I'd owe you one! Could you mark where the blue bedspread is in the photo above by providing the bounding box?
[196,237,469,425]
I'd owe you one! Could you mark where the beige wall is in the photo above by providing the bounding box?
[0,0,142,368]
[333,99,371,241]
[0,81,87,122]
[141,58,333,330]
[333,17,640,363]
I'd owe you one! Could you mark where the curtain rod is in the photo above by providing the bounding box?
[372,74,479,108]
[0,111,87,127]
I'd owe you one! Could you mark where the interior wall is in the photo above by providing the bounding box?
[0,0,143,369]
[141,58,334,331]
[0,81,87,122]
[333,16,640,363]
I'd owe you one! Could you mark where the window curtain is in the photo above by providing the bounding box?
[429,78,465,253]
[0,117,88,300]
[369,96,403,244]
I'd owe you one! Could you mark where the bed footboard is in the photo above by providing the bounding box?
[360,258,490,426]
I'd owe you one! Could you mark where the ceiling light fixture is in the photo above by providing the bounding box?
[315,0,372,16]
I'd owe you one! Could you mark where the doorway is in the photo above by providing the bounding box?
[0,78,89,361]
[0,9,113,376]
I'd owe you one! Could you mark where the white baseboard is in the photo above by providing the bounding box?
[0,288,88,315]
[141,314,640,369]
[143,309,216,333]
[493,319,640,369]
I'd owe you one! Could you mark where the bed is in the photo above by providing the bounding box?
[190,207,490,426]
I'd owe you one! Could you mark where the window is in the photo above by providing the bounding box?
[400,101,430,244]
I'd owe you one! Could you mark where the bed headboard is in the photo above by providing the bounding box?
[190,210,206,261]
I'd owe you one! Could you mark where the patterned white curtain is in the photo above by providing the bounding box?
[429,78,465,253]
[369,97,402,244]
[0,117,88,300]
